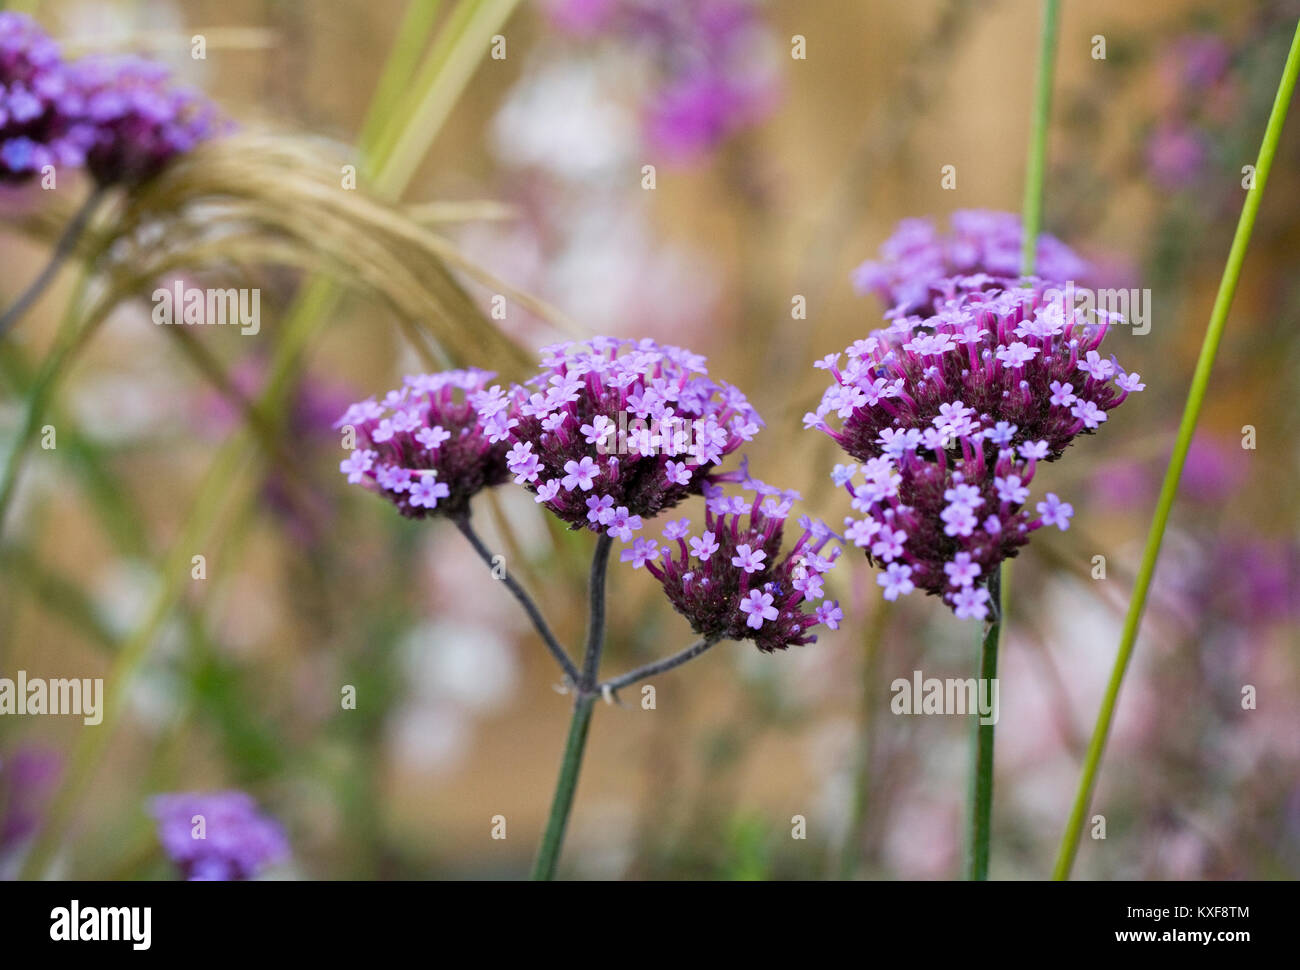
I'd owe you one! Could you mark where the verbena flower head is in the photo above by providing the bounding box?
[626,470,842,651]
[810,282,1143,619]
[67,55,222,186]
[150,791,288,881]
[851,210,1092,316]
[336,369,511,520]
[0,13,88,181]
[489,337,762,539]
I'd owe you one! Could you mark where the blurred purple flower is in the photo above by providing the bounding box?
[645,70,749,162]
[150,791,288,881]
[1217,539,1299,623]
[1146,123,1206,190]
[0,746,61,856]
[1163,34,1231,91]
[852,210,1094,315]
[68,55,223,186]
[544,0,620,36]
[1181,434,1246,504]
[1,14,223,186]
[0,13,90,181]
[545,0,779,162]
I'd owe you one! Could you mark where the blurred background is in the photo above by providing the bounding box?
[1,0,1298,880]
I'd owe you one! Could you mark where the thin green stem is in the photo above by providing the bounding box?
[452,513,580,685]
[1020,0,1060,278]
[0,268,98,532]
[962,0,1059,884]
[0,186,106,338]
[1052,18,1300,881]
[530,694,594,881]
[837,597,894,880]
[531,534,613,880]
[357,0,443,155]
[579,535,614,689]
[598,637,719,695]
[967,566,1002,881]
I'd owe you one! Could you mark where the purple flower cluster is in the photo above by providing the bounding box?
[545,0,778,162]
[336,369,511,520]
[486,337,761,538]
[810,281,1143,618]
[68,55,222,186]
[150,791,288,881]
[851,210,1093,316]
[0,12,87,181]
[0,13,220,186]
[625,472,842,651]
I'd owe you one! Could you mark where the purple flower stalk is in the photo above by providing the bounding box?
[626,471,843,651]
[336,369,511,520]
[851,210,1093,316]
[67,55,222,187]
[150,791,288,881]
[810,281,1143,618]
[488,337,762,538]
[0,13,89,181]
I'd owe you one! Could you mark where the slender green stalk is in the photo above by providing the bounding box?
[0,187,106,338]
[370,0,523,193]
[598,637,719,694]
[357,0,443,155]
[452,513,580,684]
[967,566,1002,881]
[530,694,595,881]
[837,598,894,880]
[962,0,1060,883]
[1020,0,1060,278]
[0,269,97,531]
[531,535,612,880]
[1052,18,1300,881]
